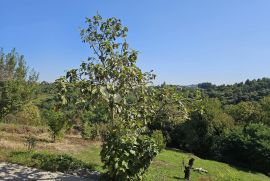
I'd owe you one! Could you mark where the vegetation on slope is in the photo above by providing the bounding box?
[0,123,269,180]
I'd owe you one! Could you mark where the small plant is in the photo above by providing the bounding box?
[81,121,98,140]
[25,134,37,151]
[151,130,166,152]
[81,121,92,139]
[44,110,67,142]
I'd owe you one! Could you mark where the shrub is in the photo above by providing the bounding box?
[24,134,37,151]
[81,121,92,139]
[81,122,108,140]
[44,110,67,142]
[101,129,159,180]
[151,130,166,152]
[10,151,92,173]
[17,103,41,126]
[2,103,41,126]
[31,153,88,172]
[81,121,99,140]
[97,123,109,141]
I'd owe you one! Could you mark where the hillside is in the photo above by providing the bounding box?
[0,123,268,181]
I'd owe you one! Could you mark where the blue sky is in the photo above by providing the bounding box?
[1,0,270,85]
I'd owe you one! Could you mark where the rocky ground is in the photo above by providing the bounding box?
[0,162,99,181]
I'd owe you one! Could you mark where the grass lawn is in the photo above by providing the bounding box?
[73,146,269,181]
[0,123,269,181]
[144,149,269,181]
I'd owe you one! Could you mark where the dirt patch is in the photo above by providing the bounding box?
[0,127,97,154]
[153,160,174,168]
[0,123,47,135]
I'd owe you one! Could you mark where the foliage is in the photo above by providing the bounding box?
[101,129,159,180]
[176,98,234,157]
[56,14,164,180]
[198,78,270,104]
[44,110,67,142]
[213,123,270,173]
[81,121,93,139]
[260,96,270,126]
[38,81,55,94]
[151,130,166,152]
[9,151,93,173]
[80,105,109,140]
[81,121,100,140]
[0,48,39,118]
[16,102,41,126]
[148,85,188,145]
[225,101,262,124]
[80,104,109,124]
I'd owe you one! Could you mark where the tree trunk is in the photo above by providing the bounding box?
[184,158,195,180]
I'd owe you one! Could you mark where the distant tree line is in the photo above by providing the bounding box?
[198,78,270,104]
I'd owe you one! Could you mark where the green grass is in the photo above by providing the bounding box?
[11,146,267,181]
[1,143,269,181]
[72,143,103,171]
[72,146,270,181]
[144,149,269,181]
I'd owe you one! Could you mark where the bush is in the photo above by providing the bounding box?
[24,134,37,151]
[101,129,159,180]
[2,103,41,126]
[10,151,92,173]
[81,121,93,139]
[81,122,108,140]
[151,130,166,152]
[44,111,67,142]
[31,153,88,172]
[214,123,270,173]
[97,123,109,141]
[81,122,99,140]
[17,103,42,126]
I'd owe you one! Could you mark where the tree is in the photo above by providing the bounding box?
[44,110,67,142]
[177,98,234,157]
[0,48,39,118]
[225,101,262,124]
[56,14,161,180]
[215,123,270,173]
[148,85,188,146]
[199,78,270,104]
[260,96,270,126]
